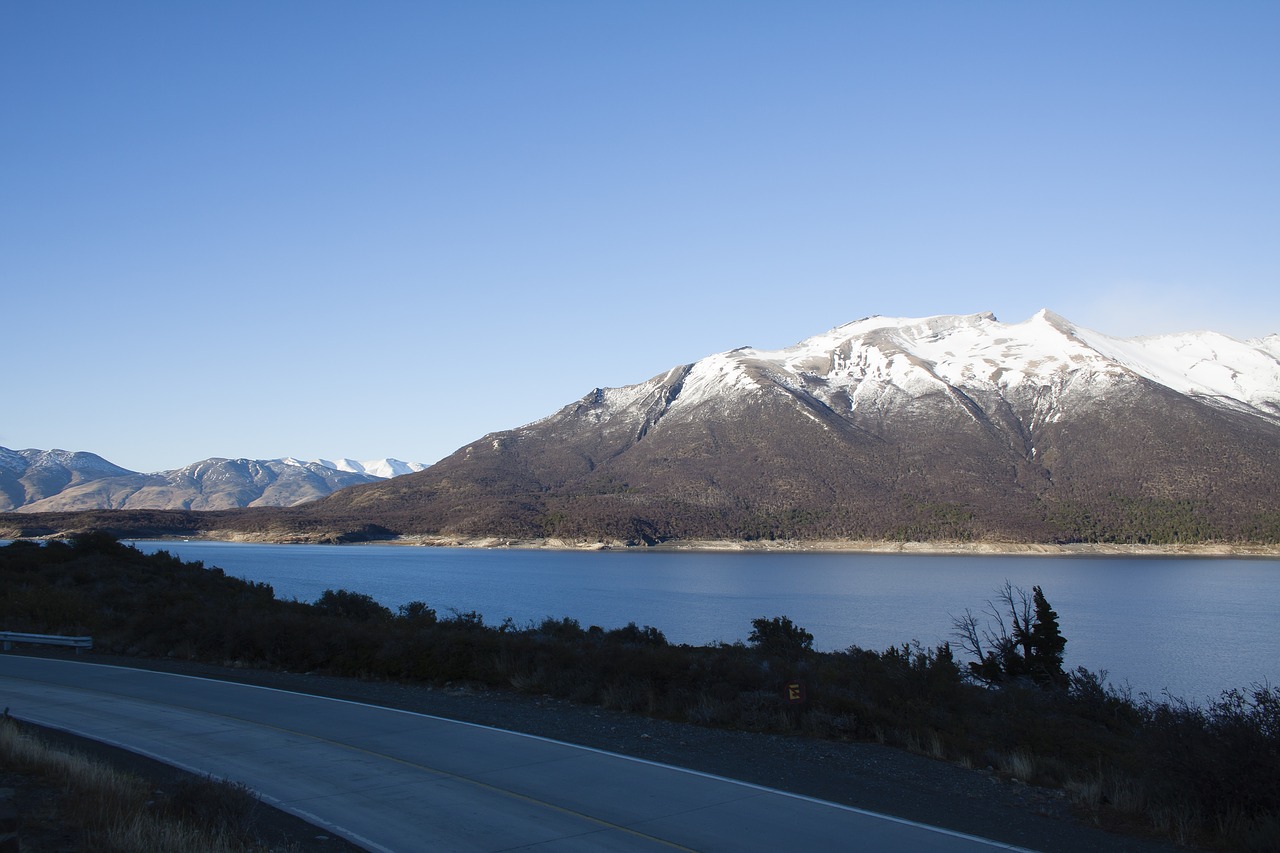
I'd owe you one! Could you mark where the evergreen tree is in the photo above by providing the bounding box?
[953,582,1068,689]
[1027,585,1067,687]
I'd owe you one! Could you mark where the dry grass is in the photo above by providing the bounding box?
[0,716,281,852]
[902,729,946,760]
[995,750,1037,783]
[1064,767,1280,851]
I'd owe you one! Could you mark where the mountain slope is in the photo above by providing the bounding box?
[305,310,1280,543]
[0,449,137,511]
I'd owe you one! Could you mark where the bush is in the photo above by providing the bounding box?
[605,622,668,647]
[313,589,392,622]
[747,616,813,660]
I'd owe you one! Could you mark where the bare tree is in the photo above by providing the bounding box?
[951,581,1062,686]
[950,607,988,662]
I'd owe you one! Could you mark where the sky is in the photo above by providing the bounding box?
[3,1,1278,473]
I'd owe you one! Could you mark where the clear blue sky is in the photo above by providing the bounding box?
[4,1,1277,473]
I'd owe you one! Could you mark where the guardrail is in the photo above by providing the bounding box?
[0,632,93,653]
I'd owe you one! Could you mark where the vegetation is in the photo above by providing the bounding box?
[1048,495,1227,545]
[952,582,1068,688]
[2,534,1278,850]
[0,715,275,852]
[8,484,1280,547]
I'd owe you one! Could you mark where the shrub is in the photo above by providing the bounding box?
[313,589,393,622]
[747,615,813,660]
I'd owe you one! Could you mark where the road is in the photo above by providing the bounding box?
[0,656,1036,852]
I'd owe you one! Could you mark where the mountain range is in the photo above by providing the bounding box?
[6,310,1279,545]
[0,450,427,512]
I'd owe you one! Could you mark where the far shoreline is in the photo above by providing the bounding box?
[120,531,1280,558]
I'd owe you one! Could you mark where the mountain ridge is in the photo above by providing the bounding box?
[6,309,1278,545]
[0,450,429,512]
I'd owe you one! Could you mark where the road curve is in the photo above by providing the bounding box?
[0,657,1035,852]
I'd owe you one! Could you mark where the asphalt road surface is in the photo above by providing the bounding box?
[0,656,1037,852]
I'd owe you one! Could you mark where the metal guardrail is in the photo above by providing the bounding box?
[0,632,93,653]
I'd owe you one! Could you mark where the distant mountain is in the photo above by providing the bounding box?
[296,309,1280,544]
[0,448,136,510]
[0,450,428,512]
[290,457,429,479]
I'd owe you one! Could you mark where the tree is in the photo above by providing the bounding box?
[748,616,814,660]
[1025,585,1067,686]
[951,582,1066,688]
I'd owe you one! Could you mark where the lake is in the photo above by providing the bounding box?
[129,540,1279,703]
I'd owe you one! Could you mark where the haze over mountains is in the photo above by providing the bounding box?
[0,450,427,512]
[6,310,1279,545]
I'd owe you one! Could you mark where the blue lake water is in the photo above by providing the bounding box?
[130,541,1279,703]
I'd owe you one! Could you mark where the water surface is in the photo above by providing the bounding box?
[131,540,1279,702]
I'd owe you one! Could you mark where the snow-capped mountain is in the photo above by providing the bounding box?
[307,309,1280,544]
[0,448,136,510]
[581,308,1279,430]
[289,457,430,478]
[1,450,429,512]
[9,310,1278,544]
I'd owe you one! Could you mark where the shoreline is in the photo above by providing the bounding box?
[157,531,1280,558]
[5,524,1277,557]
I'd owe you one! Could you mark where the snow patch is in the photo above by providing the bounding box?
[565,309,1280,437]
[284,457,429,478]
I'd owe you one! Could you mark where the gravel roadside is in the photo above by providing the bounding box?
[5,650,1183,853]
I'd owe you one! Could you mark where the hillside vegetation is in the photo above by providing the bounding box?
[5,486,1280,547]
[2,534,1277,849]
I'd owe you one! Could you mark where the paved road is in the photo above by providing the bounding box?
[0,657,1036,852]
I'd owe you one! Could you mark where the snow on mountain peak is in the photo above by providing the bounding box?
[355,458,429,478]
[1072,325,1280,416]
[282,457,429,479]
[313,458,363,474]
[651,310,1280,425]
[1253,333,1280,360]
[18,448,137,477]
